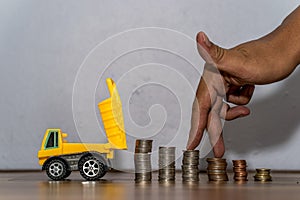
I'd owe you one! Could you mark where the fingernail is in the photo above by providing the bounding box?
[202,33,212,47]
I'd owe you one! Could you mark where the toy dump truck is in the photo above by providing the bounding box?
[37,78,127,181]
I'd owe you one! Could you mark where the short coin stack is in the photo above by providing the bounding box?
[182,150,199,182]
[254,168,272,182]
[206,158,229,182]
[134,140,153,182]
[158,147,176,182]
[232,160,248,181]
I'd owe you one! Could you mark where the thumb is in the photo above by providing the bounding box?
[196,32,228,68]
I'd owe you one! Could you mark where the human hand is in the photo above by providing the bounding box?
[187,7,300,157]
[186,32,257,157]
[187,33,254,157]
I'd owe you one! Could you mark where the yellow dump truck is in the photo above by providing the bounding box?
[37,78,127,181]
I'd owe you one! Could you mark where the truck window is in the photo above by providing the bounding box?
[45,131,58,149]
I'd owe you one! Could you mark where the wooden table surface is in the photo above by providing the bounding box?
[1,171,300,200]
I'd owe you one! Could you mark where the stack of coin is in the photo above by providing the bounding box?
[182,150,199,182]
[254,168,272,182]
[206,158,228,181]
[158,147,176,182]
[232,160,248,181]
[134,140,153,182]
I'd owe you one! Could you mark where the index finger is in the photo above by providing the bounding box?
[187,78,212,150]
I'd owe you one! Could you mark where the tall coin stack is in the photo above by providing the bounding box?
[134,140,153,182]
[254,168,272,182]
[232,160,248,181]
[158,147,176,182]
[182,150,199,182]
[206,158,229,181]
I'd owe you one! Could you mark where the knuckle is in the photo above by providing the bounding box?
[212,45,226,63]
[240,96,251,104]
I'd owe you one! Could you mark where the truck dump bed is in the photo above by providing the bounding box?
[98,78,127,150]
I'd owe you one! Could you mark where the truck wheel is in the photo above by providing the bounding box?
[46,159,67,181]
[79,156,107,181]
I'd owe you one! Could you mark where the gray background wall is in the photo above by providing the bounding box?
[0,0,300,170]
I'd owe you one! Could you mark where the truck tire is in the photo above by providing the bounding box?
[63,169,72,179]
[45,159,68,181]
[79,155,107,181]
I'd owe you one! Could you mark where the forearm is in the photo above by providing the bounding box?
[280,5,300,66]
[230,6,300,84]
[264,6,300,71]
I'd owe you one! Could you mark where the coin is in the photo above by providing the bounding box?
[181,150,199,182]
[232,160,248,182]
[158,146,176,182]
[206,158,228,182]
[254,168,272,181]
[135,140,153,153]
[134,140,153,182]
